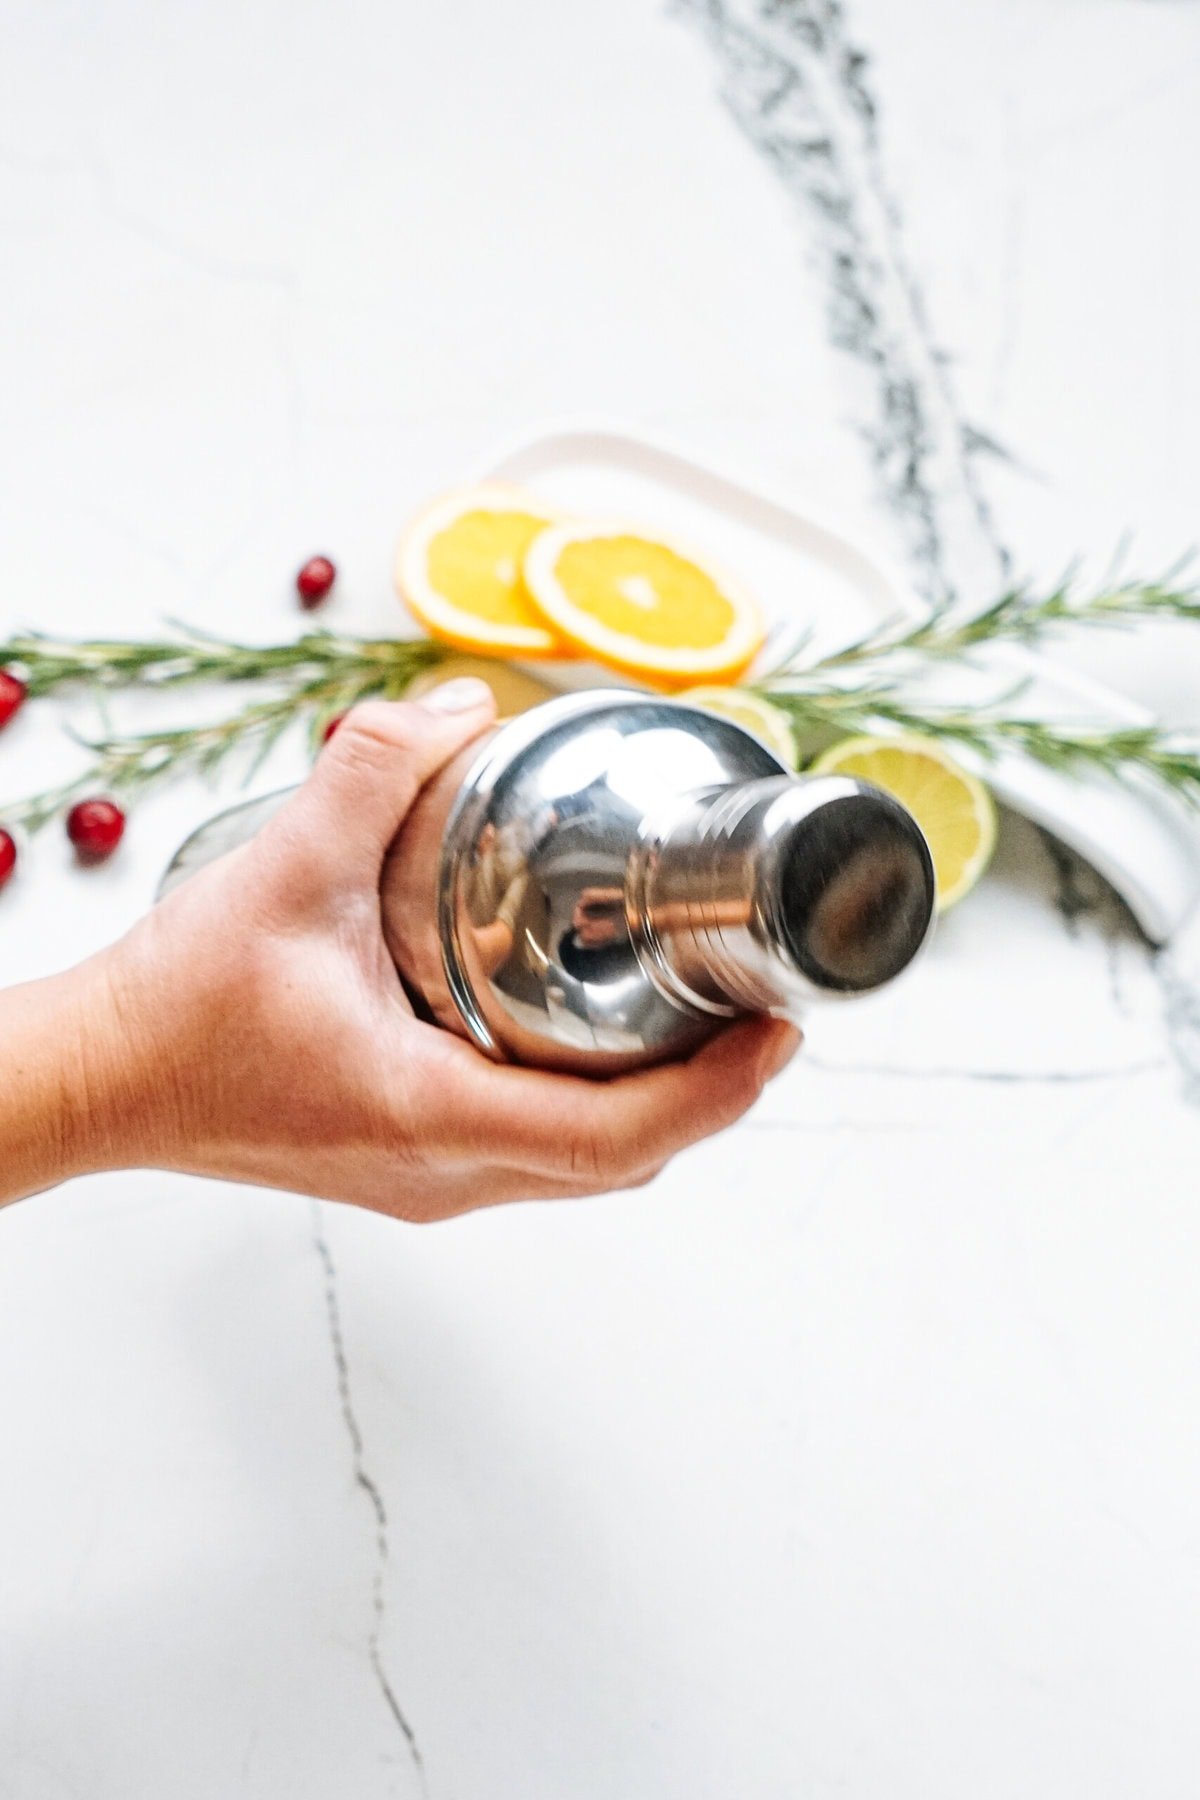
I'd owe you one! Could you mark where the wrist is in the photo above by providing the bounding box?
[11,949,172,1203]
[65,941,190,1177]
[0,957,143,1202]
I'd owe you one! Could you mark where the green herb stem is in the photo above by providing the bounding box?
[806,569,1200,673]
[759,682,1200,806]
[1,626,447,699]
[0,636,450,832]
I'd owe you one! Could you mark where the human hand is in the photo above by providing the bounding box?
[4,680,800,1216]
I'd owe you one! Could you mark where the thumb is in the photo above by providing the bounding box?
[271,678,497,883]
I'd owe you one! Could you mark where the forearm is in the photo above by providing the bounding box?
[0,959,153,1205]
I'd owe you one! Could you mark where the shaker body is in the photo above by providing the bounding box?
[384,692,934,1073]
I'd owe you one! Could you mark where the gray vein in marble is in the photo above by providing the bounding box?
[1153,949,1200,1103]
[239,1722,260,1785]
[743,1116,927,1132]
[992,97,1025,419]
[803,1052,1166,1084]
[677,0,1012,602]
[679,0,1200,1087]
[1035,827,1113,939]
[959,423,1020,467]
[311,1208,427,1792]
[0,134,297,289]
[0,138,306,605]
[1033,829,1200,1084]
[1032,831,1153,1021]
[1104,935,1134,1019]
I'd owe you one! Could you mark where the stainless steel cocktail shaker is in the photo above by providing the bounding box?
[161,690,935,1074]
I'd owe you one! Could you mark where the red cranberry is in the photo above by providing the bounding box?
[66,799,126,864]
[322,712,346,744]
[0,829,16,889]
[0,670,27,729]
[296,555,337,608]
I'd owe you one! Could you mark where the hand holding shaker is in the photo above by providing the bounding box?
[161,691,936,1075]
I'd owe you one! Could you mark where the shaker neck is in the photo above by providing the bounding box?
[629,775,935,1018]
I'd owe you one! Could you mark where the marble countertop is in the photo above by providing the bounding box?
[3,1,1200,1794]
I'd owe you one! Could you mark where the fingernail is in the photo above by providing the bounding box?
[418,677,494,714]
[760,1022,802,1083]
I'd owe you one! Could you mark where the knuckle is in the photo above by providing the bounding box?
[568,1123,620,1184]
[335,700,423,762]
[379,1096,431,1171]
[379,1129,431,1188]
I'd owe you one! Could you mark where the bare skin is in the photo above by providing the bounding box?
[0,679,800,1218]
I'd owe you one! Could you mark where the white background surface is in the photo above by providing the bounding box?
[3,2,1200,1795]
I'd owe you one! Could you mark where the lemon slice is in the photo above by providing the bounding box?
[396,485,569,658]
[407,653,557,716]
[812,733,997,911]
[522,523,765,688]
[676,686,797,767]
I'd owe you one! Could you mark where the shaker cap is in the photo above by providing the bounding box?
[774,786,935,993]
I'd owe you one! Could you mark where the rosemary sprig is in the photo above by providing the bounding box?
[4,581,1200,833]
[1,632,450,832]
[806,563,1200,673]
[0,625,447,698]
[759,681,1200,806]
[10,696,305,832]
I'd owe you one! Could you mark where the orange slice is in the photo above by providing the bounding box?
[395,485,570,658]
[522,523,765,688]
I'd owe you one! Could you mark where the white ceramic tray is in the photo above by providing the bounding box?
[478,425,1200,946]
